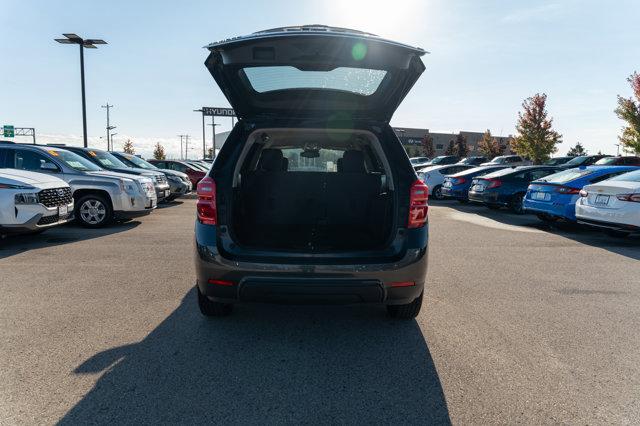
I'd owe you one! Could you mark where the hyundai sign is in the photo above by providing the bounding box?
[202,107,236,117]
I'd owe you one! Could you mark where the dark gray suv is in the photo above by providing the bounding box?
[194,26,429,318]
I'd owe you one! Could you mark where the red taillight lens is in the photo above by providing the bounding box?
[196,176,217,225]
[555,186,580,194]
[452,176,466,185]
[486,178,502,189]
[389,281,415,288]
[579,189,588,197]
[408,180,429,229]
[207,279,234,286]
[616,193,640,203]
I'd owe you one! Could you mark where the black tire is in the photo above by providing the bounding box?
[387,291,423,319]
[164,195,177,203]
[536,213,558,223]
[431,185,444,200]
[75,194,113,228]
[457,199,468,204]
[487,204,501,210]
[509,193,525,214]
[197,286,233,317]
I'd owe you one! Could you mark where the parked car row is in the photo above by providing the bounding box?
[0,141,196,235]
[434,163,640,236]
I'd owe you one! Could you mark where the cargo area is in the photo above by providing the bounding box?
[230,129,395,252]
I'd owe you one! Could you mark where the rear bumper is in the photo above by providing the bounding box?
[468,190,504,205]
[441,186,467,200]
[576,203,640,230]
[524,198,577,221]
[194,223,428,306]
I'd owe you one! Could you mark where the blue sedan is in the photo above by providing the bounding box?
[524,166,639,222]
[441,165,508,202]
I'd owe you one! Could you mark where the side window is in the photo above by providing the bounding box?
[152,161,165,168]
[0,148,8,167]
[528,169,554,181]
[14,150,59,172]
[171,163,187,173]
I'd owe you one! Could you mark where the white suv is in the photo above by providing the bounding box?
[0,169,74,235]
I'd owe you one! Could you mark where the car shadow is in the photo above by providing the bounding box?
[437,199,640,260]
[156,200,185,209]
[59,289,451,424]
[0,221,141,260]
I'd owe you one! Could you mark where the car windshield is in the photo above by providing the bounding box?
[563,156,589,166]
[545,158,567,165]
[536,169,592,183]
[609,169,640,182]
[242,66,387,96]
[430,156,450,164]
[87,150,130,168]
[455,166,499,177]
[595,157,618,165]
[48,149,102,172]
[119,153,157,170]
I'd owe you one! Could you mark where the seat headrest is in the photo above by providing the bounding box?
[257,149,284,172]
[336,158,343,172]
[281,157,289,171]
[341,150,366,173]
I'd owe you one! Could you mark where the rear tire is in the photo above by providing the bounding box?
[457,199,468,204]
[536,213,558,223]
[75,194,113,228]
[387,292,423,319]
[197,286,233,317]
[510,193,525,214]
[431,185,444,200]
[487,204,501,210]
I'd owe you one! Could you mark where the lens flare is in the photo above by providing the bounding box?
[351,42,367,61]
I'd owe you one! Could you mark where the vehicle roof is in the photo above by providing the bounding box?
[479,165,556,177]
[0,168,67,185]
[205,25,427,55]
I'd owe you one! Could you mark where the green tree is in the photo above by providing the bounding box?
[614,71,640,154]
[567,142,587,157]
[453,133,469,157]
[511,93,562,163]
[153,143,166,160]
[421,134,435,158]
[477,130,505,159]
[122,139,135,154]
[444,140,456,155]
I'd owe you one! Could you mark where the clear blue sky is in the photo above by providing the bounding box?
[1,0,639,157]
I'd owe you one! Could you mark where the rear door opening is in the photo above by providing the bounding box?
[229,128,396,252]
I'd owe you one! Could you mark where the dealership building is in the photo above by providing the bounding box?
[393,127,513,157]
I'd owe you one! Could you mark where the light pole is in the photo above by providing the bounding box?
[55,34,107,148]
[193,109,206,159]
[178,134,187,160]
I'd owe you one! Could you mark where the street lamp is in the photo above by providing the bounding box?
[55,33,107,148]
[110,133,117,150]
[107,126,117,150]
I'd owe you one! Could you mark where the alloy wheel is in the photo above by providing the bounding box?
[79,199,107,225]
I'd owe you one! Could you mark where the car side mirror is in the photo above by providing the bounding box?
[40,162,59,172]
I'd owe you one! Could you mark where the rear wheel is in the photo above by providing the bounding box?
[509,193,525,214]
[75,194,113,228]
[487,204,501,210]
[387,292,423,319]
[197,286,233,317]
[431,185,444,200]
[457,199,468,204]
[536,213,558,223]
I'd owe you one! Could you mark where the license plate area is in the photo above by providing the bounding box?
[58,205,68,216]
[594,194,610,206]
[532,191,551,201]
[472,184,485,192]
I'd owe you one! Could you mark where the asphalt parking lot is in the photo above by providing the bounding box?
[1,198,639,424]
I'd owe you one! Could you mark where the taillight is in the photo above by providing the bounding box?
[616,193,640,203]
[196,176,217,225]
[408,180,429,229]
[555,186,580,194]
[452,176,466,185]
[485,178,502,189]
[579,189,588,197]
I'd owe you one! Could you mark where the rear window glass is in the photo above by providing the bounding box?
[242,66,387,96]
[609,169,640,182]
[282,148,344,172]
[480,167,524,178]
[537,169,592,183]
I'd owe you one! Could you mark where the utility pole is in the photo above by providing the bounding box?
[178,134,187,160]
[101,103,113,150]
